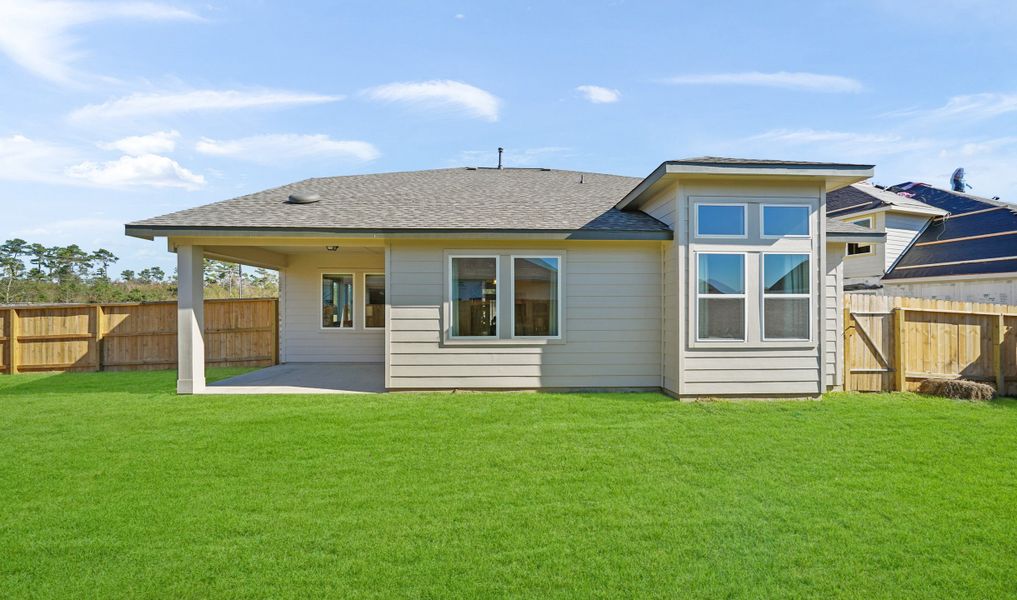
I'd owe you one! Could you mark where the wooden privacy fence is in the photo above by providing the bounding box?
[0,298,278,374]
[844,294,1016,395]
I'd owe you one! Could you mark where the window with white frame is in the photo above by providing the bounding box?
[450,256,498,337]
[762,205,810,237]
[512,256,560,338]
[695,203,746,238]
[762,254,811,340]
[696,253,746,341]
[322,274,354,328]
[847,217,873,255]
[364,274,385,328]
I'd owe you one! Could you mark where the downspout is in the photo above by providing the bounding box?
[660,240,666,392]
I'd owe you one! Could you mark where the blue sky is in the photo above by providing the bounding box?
[1,0,1016,272]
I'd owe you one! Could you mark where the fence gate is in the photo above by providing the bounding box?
[844,294,897,392]
[844,294,1016,394]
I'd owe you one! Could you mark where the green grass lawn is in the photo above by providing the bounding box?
[1,370,1016,599]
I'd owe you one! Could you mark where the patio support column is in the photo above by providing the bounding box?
[177,244,205,394]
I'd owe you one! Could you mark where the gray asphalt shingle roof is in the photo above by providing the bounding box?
[826,219,882,236]
[126,163,870,240]
[128,167,669,234]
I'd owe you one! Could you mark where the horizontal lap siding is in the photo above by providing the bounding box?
[677,181,824,396]
[388,241,662,389]
[281,252,384,363]
[884,213,928,270]
[826,244,845,389]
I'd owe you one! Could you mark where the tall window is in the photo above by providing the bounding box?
[322,274,354,328]
[847,217,873,255]
[513,257,560,337]
[697,253,745,341]
[696,203,746,238]
[364,274,385,328]
[450,257,498,337]
[762,205,810,237]
[763,254,811,340]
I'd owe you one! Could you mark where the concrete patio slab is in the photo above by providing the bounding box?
[206,362,385,394]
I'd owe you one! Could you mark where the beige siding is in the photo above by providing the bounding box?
[883,276,1017,305]
[842,211,884,286]
[661,239,679,394]
[387,240,662,389]
[677,180,825,396]
[280,250,385,363]
[639,181,678,228]
[825,242,845,389]
[884,213,929,270]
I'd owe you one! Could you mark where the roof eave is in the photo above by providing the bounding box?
[828,232,886,243]
[124,224,674,242]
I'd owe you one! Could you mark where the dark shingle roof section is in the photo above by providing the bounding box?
[883,183,1017,280]
[128,168,670,236]
[827,185,886,215]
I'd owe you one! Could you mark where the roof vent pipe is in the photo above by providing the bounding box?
[497,147,503,169]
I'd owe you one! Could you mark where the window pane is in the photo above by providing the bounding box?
[697,204,745,236]
[322,274,354,328]
[698,254,744,294]
[698,298,745,340]
[847,242,871,256]
[365,274,385,328]
[764,298,810,339]
[764,254,810,294]
[763,206,809,236]
[514,257,559,337]
[451,257,497,337]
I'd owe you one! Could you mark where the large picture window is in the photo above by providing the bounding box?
[322,274,354,328]
[697,253,746,341]
[762,254,811,340]
[512,256,560,338]
[695,203,746,238]
[364,274,385,328]
[450,256,498,337]
[762,205,810,237]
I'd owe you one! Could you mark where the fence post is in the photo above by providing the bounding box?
[994,313,1005,394]
[843,305,853,392]
[94,304,105,372]
[894,307,907,391]
[9,308,19,375]
[272,299,280,365]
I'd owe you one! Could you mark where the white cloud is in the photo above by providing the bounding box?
[363,80,500,121]
[454,13,465,19]
[70,89,342,121]
[15,217,125,238]
[890,93,1017,122]
[0,1,201,84]
[66,153,205,189]
[660,71,864,93]
[0,134,78,182]
[745,129,936,156]
[98,130,179,155]
[195,134,380,163]
[576,85,621,104]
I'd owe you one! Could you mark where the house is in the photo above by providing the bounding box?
[125,157,883,397]
[828,182,1017,304]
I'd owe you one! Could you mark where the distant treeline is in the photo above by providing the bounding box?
[0,239,278,305]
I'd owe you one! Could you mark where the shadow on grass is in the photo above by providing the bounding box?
[0,368,255,397]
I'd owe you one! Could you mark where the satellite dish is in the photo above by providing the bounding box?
[950,168,971,192]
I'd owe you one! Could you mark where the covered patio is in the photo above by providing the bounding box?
[160,239,387,394]
[208,362,385,394]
